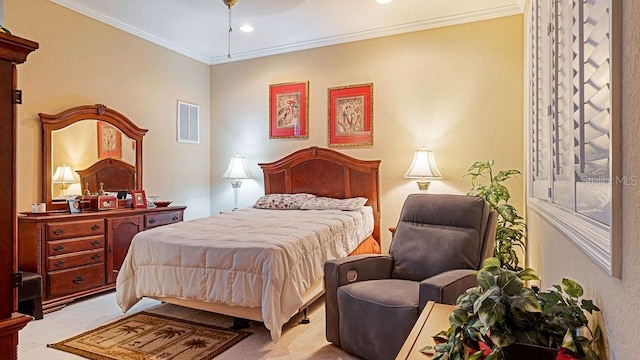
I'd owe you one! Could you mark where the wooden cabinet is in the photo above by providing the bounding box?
[0,32,38,360]
[18,206,185,312]
[106,215,143,283]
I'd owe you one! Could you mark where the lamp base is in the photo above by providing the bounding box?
[416,181,431,192]
[231,180,243,210]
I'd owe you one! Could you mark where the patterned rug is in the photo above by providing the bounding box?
[47,311,250,360]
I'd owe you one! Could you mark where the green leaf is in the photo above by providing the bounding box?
[516,268,539,281]
[488,328,516,348]
[478,297,507,328]
[473,286,500,314]
[562,278,584,298]
[482,257,501,270]
[477,270,495,290]
[561,329,578,353]
[449,308,469,327]
[497,271,523,296]
[580,299,601,313]
[508,288,542,313]
[467,351,485,360]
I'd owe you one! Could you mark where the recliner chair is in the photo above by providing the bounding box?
[324,194,497,360]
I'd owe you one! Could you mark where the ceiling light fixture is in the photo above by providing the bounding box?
[377,0,393,4]
[221,0,238,59]
[239,24,254,33]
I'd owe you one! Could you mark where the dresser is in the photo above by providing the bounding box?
[18,206,185,312]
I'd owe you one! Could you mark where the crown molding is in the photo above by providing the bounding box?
[51,0,523,65]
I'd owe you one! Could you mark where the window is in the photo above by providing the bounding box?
[526,0,621,277]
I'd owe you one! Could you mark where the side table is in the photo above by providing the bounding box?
[395,301,456,360]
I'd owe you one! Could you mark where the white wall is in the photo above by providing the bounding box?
[526,1,639,359]
[6,0,211,220]
[211,15,525,252]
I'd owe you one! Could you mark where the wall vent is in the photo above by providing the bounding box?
[177,101,199,144]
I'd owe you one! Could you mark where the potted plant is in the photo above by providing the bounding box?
[466,160,525,271]
[428,258,602,360]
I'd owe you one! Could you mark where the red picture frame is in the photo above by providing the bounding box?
[97,121,122,159]
[328,83,373,147]
[269,81,309,139]
[131,190,147,208]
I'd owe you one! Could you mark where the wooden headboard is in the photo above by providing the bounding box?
[259,147,381,243]
[76,158,136,194]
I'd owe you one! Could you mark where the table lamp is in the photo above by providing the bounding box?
[404,147,443,192]
[52,164,78,197]
[222,153,250,209]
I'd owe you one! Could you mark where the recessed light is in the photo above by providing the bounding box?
[376,0,392,4]
[239,24,254,32]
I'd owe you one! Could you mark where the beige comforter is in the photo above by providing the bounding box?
[115,207,373,341]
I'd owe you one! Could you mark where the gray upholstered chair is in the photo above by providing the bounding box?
[324,193,497,360]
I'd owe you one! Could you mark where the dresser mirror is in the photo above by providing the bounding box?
[41,104,148,210]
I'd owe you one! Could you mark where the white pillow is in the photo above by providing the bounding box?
[253,193,316,210]
[300,197,368,211]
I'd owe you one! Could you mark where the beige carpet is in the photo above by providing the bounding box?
[18,292,360,360]
[48,311,250,360]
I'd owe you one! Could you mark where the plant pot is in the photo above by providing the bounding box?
[502,343,558,360]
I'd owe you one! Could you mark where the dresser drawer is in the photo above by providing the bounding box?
[48,263,105,298]
[48,249,104,271]
[47,219,104,240]
[47,235,104,256]
[145,211,183,229]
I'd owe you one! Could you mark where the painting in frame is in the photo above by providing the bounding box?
[269,81,309,139]
[131,190,147,209]
[327,83,373,147]
[97,121,122,159]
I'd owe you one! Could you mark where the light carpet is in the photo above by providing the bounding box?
[18,292,359,360]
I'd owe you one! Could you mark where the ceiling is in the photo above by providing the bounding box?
[51,0,524,65]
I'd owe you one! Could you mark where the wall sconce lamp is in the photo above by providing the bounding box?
[52,164,78,197]
[222,153,250,209]
[404,147,443,192]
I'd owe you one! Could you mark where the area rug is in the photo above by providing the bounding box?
[47,311,250,360]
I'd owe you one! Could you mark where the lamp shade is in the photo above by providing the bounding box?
[404,148,443,179]
[222,154,250,180]
[52,164,78,184]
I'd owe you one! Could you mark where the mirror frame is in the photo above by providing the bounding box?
[40,104,148,210]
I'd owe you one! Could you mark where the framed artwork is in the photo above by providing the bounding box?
[97,121,122,159]
[328,83,373,147]
[269,81,309,139]
[67,199,82,213]
[131,190,147,208]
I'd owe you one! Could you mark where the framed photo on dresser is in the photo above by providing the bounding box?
[131,190,147,208]
[67,199,82,213]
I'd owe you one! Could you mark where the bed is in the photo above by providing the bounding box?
[115,147,381,341]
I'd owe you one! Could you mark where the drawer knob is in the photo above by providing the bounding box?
[149,218,156,224]
[91,224,100,231]
[54,260,64,267]
[53,228,64,235]
[172,216,179,222]
[73,276,84,284]
[91,240,101,247]
[53,245,65,252]
[92,254,101,260]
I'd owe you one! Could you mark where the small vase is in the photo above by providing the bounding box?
[502,342,558,360]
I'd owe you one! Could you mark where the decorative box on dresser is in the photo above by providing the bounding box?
[0,32,38,360]
[18,206,186,312]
